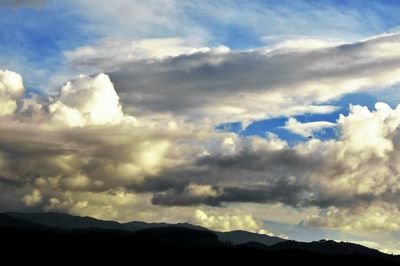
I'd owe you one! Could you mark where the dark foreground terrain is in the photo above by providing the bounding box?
[1,212,399,265]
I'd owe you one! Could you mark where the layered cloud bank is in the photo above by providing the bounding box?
[66,33,400,127]
[2,33,400,252]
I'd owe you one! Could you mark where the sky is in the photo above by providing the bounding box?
[2,0,400,254]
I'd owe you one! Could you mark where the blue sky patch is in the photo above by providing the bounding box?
[216,92,381,143]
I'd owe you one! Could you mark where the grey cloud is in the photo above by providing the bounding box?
[149,183,375,208]
[132,147,322,192]
[146,149,377,208]
[136,147,314,206]
[72,34,400,123]
[150,184,304,207]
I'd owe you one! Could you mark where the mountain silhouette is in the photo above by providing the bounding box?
[4,211,283,245]
[5,211,122,230]
[1,212,399,265]
[270,239,384,256]
[216,230,283,246]
[0,213,50,230]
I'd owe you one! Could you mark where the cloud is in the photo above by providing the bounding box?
[48,74,126,127]
[65,38,227,72]
[282,118,336,137]
[44,189,138,220]
[22,189,42,206]
[70,0,390,45]
[337,102,397,157]
[70,0,210,41]
[191,209,264,233]
[64,33,400,127]
[0,70,24,116]
[304,201,400,236]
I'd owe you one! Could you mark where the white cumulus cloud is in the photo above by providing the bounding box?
[0,70,24,116]
[48,73,126,127]
[282,118,336,137]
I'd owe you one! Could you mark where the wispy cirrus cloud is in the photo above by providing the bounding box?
[282,118,336,138]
